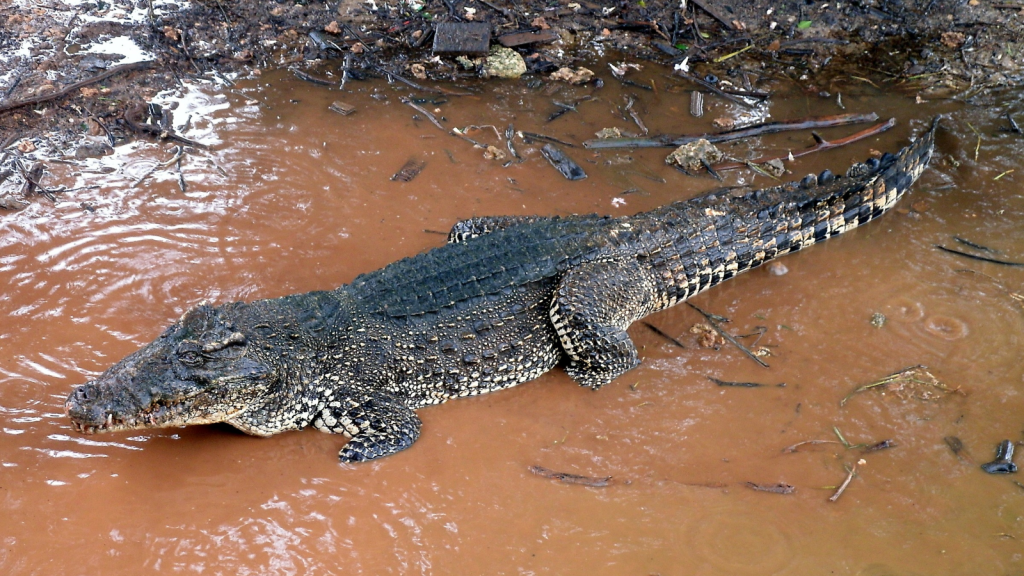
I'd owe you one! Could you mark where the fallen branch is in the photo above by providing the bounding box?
[0,61,154,115]
[712,118,897,171]
[583,112,880,149]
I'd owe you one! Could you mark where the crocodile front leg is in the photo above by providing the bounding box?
[312,386,422,462]
[550,258,659,389]
[447,215,545,243]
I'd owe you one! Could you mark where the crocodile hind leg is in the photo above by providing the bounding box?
[312,387,422,462]
[550,258,659,389]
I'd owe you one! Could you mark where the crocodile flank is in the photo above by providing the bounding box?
[65,117,940,462]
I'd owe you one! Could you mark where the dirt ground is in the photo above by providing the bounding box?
[0,0,1021,205]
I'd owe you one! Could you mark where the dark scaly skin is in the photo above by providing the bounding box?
[65,117,939,462]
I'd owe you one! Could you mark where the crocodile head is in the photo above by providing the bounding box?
[65,303,274,434]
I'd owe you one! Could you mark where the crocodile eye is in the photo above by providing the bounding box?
[178,350,204,367]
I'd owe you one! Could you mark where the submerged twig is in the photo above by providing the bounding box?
[953,236,999,254]
[782,439,843,453]
[528,465,612,487]
[642,322,685,349]
[708,376,783,388]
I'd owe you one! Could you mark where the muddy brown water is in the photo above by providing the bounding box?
[2,67,1024,574]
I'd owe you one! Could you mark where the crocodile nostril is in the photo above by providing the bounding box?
[75,384,95,402]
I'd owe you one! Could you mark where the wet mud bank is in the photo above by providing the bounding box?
[1,0,1023,156]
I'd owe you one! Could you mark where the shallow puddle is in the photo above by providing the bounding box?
[2,63,1024,574]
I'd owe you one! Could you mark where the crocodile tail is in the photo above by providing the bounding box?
[637,117,940,307]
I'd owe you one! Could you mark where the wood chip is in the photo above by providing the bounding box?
[329,101,356,115]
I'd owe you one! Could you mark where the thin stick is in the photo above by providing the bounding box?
[828,460,863,502]
[712,119,896,171]
[0,61,154,115]
[687,303,769,368]
[935,245,1024,268]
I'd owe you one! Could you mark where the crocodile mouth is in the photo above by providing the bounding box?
[65,395,189,434]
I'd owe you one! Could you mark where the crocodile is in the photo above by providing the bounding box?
[65,117,939,462]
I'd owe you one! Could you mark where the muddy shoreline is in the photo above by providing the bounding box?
[1,0,1022,169]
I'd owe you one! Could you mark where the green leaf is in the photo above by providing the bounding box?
[674,42,688,50]
[798,20,812,28]
[638,0,646,6]
[699,31,710,38]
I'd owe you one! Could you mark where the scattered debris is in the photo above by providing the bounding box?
[761,158,786,177]
[329,101,357,116]
[483,46,527,79]
[666,138,723,172]
[550,67,594,85]
[432,22,491,55]
[711,117,735,130]
[482,145,506,161]
[688,303,769,368]
[944,436,974,464]
[840,365,962,407]
[540,144,586,180]
[870,312,887,328]
[529,465,612,487]
[689,91,704,118]
[391,159,426,182]
[981,440,1018,474]
[691,323,725,348]
[861,439,897,453]
[595,127,623,139]
[745,482,795,495]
